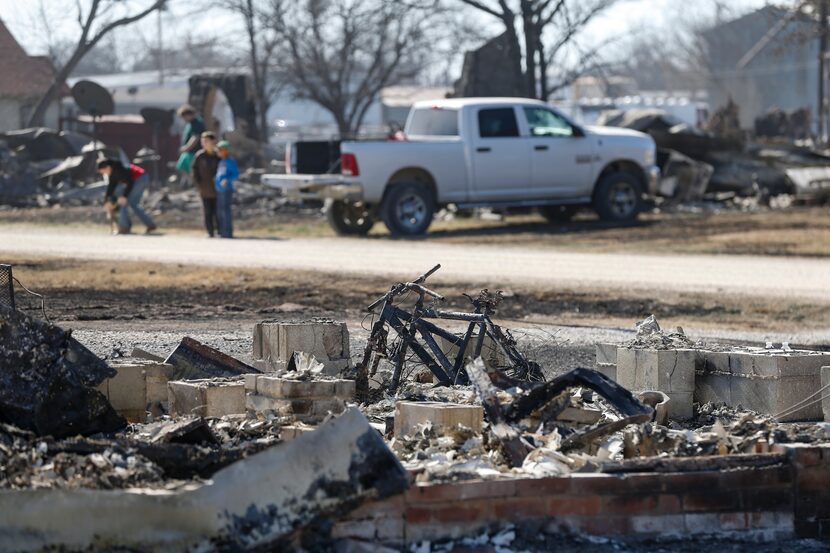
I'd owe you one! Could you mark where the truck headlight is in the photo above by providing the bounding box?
[644,148,655,166]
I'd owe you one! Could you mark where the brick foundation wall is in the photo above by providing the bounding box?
[335,444,830,546]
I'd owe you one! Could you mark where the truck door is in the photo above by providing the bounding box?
[471,107,532,200]
[522,106,594,199]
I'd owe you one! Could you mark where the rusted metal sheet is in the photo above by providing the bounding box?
[165,337,261,380]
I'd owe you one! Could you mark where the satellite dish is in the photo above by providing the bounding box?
[71,80,114,117]
[140,107,174,128]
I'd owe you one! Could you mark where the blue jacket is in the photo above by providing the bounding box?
[215,157,239,192]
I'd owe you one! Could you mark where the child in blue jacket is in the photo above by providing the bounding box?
[215,140,239,238]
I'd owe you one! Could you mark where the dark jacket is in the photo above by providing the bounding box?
[192,149,219,199]
[104,163,143,204]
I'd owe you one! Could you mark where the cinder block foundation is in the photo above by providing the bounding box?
[615,347,697,420]
[97,360,175,422]
[245,375,355,423]
[253,320,350,375]
[168,379,246,418]
[393,401,484,437]
[696,350,830,422]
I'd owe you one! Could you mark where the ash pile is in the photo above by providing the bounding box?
[598,101,830,207]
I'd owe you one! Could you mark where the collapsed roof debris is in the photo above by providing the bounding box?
[0,305,125,438]
[165,336,262,380]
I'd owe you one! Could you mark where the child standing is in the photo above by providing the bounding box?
[215,140,239,238]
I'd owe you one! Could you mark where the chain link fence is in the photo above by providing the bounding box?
[0,264,15,311]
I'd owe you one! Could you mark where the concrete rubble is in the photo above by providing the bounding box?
[5,280,830,549]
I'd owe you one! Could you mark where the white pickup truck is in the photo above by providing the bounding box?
[264,97,659,236]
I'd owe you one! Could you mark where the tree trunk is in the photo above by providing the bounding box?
[538,39,549,100]
[26,56,78,127]
[521,1,537,98]
[500,15,526,97]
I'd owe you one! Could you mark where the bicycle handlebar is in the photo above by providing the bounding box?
[366,265,443,311]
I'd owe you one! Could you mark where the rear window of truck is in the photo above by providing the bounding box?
[407,108,459,136]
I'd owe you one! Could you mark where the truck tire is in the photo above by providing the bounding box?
[539,205,579,223]
[381,182,435,236]
[325,200,375,236]
[593,172,643,222]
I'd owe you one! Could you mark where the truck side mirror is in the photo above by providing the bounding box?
[571,125,585,138]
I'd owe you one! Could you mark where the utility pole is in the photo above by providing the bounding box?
[819,0,828,143]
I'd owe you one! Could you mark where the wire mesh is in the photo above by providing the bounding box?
[0,264,14,311]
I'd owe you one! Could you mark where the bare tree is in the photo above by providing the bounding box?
[26,0,167,127]
[458,0,617,99]
[271,0,440,138]
[217,0,283,139]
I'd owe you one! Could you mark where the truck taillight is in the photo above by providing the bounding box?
[285,144,292,174]
[341,153,359,176]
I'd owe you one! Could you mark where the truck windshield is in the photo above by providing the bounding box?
[407,108,459,136]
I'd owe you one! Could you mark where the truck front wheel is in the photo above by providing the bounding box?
[325,200,375,236]
[593,172,643,222]
[381,182,435,236]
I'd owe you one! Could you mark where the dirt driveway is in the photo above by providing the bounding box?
[2,224,829,301]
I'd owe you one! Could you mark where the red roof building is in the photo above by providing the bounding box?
[0,19,65,131]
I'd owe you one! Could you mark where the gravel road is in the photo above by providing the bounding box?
[2,225,829,300]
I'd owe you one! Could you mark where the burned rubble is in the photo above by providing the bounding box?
[2,266,830,550]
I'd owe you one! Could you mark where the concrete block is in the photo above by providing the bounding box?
[246,394,345,422]
[105,363,148,412]
[168,380,245,418]
[665,391,693,421]
[823,367,830,423]
[168,381,205,417]
[615,347,636,390]
[253,375,354,401]
[243,373,258,392]
[596,363,616,382]
[204,383,246,418]
[595,343,618,366]
[393,401,484,437]
[253,320,350,373]
[615,347,697,394]
[728,351,830,378]
[144,364,175,406]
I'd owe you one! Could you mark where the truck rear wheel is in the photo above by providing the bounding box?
[325,200,375,236]
[381,182,435,236]
[593,172,643,222]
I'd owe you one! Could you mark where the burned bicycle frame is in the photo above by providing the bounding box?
[356,264,541,395]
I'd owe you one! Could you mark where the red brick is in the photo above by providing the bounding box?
[347,496,404,519]
[741,487,793,512]
[787,446,823,467]
[493,497,549,519]
[515,476,569,496]
[659,472,721,494]
[602,494,659,515]
[546,495,602,517]
[682,491,740,512]
[622,473,665,494]
[579,515,630,535]
[406,479,516,503]
[567,473,630,494]
[657,494,682,513]
[425,499,495,523]
[795,491,819,519]
[797,466,830,490]
[404,506,433,525]
[719,465,792,489]
[719,512,749,531]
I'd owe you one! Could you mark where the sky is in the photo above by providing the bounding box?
[0,0,777,71]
